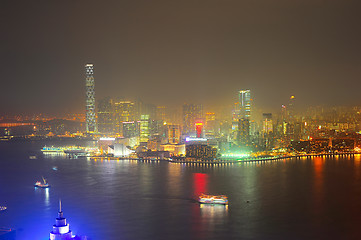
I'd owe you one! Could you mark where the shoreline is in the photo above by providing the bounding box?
[85,152,361,164]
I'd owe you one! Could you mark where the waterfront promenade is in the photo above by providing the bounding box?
[86,152,361,164]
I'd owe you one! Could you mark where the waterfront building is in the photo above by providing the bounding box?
[108,143,134,157]
[182,103,203,136]
[85,64,97,133]
[185,144,217,160]
[161,143,185,156]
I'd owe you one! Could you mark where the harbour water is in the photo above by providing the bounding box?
[1,141,361,239]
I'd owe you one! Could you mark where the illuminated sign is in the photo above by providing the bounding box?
[99,137,115,141]
[185,137,207,142]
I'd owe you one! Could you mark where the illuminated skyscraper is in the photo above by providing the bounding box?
[182,103,203,136]
[97,97,114,134]
[49,201,75,240]
[262,113,273,134]
[140,114,150,142]
[239,90,251,119]
[114,100,135,135]
[167,124,180,144]
[237,118,250,146]
[85,64,97,133]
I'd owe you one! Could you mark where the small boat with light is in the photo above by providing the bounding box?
[34,177,50,188]
[198,194,228,205]
[0,206,6,211]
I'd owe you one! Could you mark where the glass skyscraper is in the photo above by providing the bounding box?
[239,90,251,119]
[85,63,97,133]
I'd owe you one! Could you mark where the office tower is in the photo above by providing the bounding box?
[140,114,150,142]
[122,121,138,138]
[156,106,167,122]
[195,122,203,138]
[286,96,296,140]
[167,124,180,144]
[205,112,219,138]
[288,95,295,120]
[85,64,97,133]
[233,90,251,143]
[97,97,114,134]
[239,90,251,119]
[182,103,203,136]
[262,113,273,134]
[262,113,274,149]
[114,100,135,135]
[237,118,250,146]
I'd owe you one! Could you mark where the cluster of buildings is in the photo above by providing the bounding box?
[84,64,361,158]
[1,64,361,159]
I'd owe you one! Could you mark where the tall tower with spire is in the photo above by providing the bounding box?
[49,200,74,240]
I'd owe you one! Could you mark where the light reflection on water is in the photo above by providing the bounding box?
[2,142,361,239]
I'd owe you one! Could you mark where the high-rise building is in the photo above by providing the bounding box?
[167,124,180,144]
[140,114,150,142]
[262,113,273,134]
[237,118,250,146]
[156,106,167,122]
[205,112,218,137]
[122,121,138,138]
[182,103,203,136]
[85,64,97,133]
[114,100,135,135]
[239,90,251,119]
[97,97,114,134]
[195,122,203,138]
[49,201,75,240]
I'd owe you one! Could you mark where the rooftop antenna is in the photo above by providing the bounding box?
[59,199,62,212]
[58,199,64,219]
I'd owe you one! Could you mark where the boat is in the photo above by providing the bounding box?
[198,194,228,205]
[34,177,50,188]
[0,206,6,211]
[41,146,63,153]
[29,155,37,159]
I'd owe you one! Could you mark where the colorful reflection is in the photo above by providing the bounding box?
[193,173,208,197]
[312,156,324,224]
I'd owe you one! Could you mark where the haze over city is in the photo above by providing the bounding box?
[1,0,360,115]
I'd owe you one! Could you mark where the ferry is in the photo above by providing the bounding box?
[34,177,50,188]
[198,194,228,205]
[41,146,63,153]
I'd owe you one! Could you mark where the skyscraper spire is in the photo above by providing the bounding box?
[49,201,74,240]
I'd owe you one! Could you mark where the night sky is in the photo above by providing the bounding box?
[1,0,360,115]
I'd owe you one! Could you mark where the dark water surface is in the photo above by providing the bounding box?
[1,141,361,240]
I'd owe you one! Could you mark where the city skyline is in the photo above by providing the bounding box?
[1,0,361,115]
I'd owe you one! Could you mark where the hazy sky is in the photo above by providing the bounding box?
[1,0,360,115]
